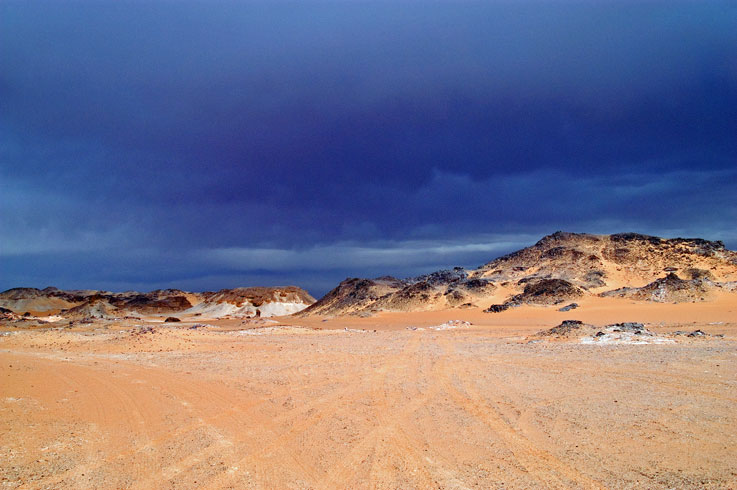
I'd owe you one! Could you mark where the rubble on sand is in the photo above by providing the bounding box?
[579,323,675,344]
[558,302,579,312]
[535,320,725,345]
[429,320,471,331]
[131,326,157,335]
[671,329,724,339]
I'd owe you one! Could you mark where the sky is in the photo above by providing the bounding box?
[1,1,736,297]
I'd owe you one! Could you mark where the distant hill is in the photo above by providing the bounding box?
[300,232,737,316]
[0,286,315,319]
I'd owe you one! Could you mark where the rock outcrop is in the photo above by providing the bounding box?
[0,286,315,319]
[472,231,736,289]
[298,269,496,316]
[302,232,737,316]
[600,272,715,303]
[185,287,315,318]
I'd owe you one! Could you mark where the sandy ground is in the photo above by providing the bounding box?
[1,300,737,489]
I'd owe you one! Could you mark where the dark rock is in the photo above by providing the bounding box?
[541,247,585,262]
[411,269,467,286]
[485,304,509,313]
[611,233,663,246]
[121,294,192,313]
[558,303,579,312]
[684,268,714,281]
[509,279,583,305]
[539,320,588,337]
[583,271,607,288]
[606,322,645,333]
[164,316,181,323]
[458,278,494,291]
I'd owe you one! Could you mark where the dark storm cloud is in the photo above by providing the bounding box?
[1,1,736,295]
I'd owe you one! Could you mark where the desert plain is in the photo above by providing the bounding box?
[2,295,736,489]
[3,232,737,489]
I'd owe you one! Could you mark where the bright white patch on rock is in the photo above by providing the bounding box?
[581,331,675,345]
[38,315,64,322]
[184,300,309,318]
[429,320,471,331]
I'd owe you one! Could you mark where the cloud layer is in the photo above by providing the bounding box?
[2,1,736,296]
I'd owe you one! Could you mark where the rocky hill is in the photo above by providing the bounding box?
[472,232,736,287]
[184,287,315,318]
[300,232,737,316]
[0,286,315,319]
[298,269,496,317]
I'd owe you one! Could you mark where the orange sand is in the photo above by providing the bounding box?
[1,298,736,489]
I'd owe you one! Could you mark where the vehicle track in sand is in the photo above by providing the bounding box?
[315,334,449,488]
[8,352,338,489]
[7,345,387,489]
[432,334,608,489]
[2,327,735,489]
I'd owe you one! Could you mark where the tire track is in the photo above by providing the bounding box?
[319,333,473,489]
[433,334,607,490]
[11,349,362,489]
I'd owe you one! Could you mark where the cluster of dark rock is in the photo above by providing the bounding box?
[536,319,724,341]
[300,268,497,316]
[485,279,583,313]
[601,271,720,303]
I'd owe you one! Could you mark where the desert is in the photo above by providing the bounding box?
[4,3,735,487]
[2,232,736,489]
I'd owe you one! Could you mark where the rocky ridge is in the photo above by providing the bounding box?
[299,268,495,316]
[0,286,315,319]
[301,232,737,316]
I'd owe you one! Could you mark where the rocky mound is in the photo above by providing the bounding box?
[185,286,315,318]
[299,269,496,316]
[537,320,594,338]
[61,297,119,319]
[299,276,405,316]
[512,278,583,305]
[473,231,737,290]
[0,306,21,321]
[372,272,496,313]
[535,321,674,344]
[0,286,315,319]
[302,231,737,316]
[110,290,194,314]
[534,321,723,344]
[0,287,91,314]
[601,272,716,302]
[485,279,583,313]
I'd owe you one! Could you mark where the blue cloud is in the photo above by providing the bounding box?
[1,1,735,294]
